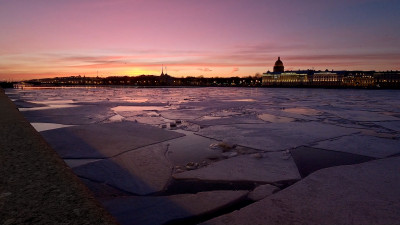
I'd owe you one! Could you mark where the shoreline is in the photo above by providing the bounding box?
[4,84,400,91]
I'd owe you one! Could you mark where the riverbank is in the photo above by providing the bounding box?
[0,88,117,224]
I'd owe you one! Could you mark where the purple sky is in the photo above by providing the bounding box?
[0,0,399,80]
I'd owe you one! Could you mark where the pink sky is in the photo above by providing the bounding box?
[0,0,399,80]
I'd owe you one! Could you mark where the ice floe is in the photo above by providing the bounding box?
[202,157,400,225]
[73,143,172,195]
[197,122,358,151]
[311,134,400,158]
[173,152,301,183]
[248,184,280,201]
[101,190,248,225]
[6,87,400,225]
[41,121,184,158]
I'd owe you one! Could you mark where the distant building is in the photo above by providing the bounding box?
[16,60,400,88]
[374,71,400,88]
[312,71,343,86]
[262,57,308,86]
[342,71,374,88]
[262,72,308,86]
[13,82,33,89]
[160,65,165,76]
[159,65,173,85]
[273,57,284,73]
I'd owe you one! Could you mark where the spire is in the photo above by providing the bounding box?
[161,64,164,76]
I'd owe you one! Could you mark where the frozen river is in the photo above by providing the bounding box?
[6,87,400,225]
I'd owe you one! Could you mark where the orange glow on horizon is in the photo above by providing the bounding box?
[1,1,399,81]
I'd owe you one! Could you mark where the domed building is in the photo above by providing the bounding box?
[273,57,284,73]
[262,57,308,86]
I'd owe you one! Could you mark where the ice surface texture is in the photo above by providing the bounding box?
[6,87,400,225]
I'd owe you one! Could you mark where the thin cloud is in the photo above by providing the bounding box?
[286,53,400,61]
[197,68,213,72]
[227,67,240,75]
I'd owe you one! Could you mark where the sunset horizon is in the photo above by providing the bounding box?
[1,0,399,81]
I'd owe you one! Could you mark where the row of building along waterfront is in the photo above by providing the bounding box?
[8,57,400,89]
[262,57,400,88]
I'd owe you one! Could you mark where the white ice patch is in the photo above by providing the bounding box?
[31,122,75,132]
[108,114,125,122]
[19,104,79,111]
[31,100,75,105]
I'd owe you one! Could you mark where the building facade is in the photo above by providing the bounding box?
[262,57,400,88]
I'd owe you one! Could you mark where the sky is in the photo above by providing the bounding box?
[0,0,399,80]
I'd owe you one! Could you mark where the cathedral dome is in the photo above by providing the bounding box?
[273,57,284,73]
[275,57,283,66]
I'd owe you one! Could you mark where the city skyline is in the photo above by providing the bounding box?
[1,0,399,80]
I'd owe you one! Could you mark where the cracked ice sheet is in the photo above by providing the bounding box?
[73,143,172,195]
[41,121,184,158]
[197,122,358,151]
[161,108,209,120]
[101,190,248,225]
[374,121,400,132]
[115,110,169,125]
[12,99,47,108]
[21,105,115,125]
[311,134,400,158]
[189,115,264,127]
[326,109,400,122]
[173,152,301,183]
[244,106,324,122]
[202,157,400,225]
[124,116,167,125]
[161,98,257,120]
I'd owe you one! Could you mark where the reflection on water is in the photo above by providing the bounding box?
[284,107,321,115]
[111,106,168,112]
[125,99,148,103]
[166,130,220,165]
[230,99,257,102]
[258,114,295,123]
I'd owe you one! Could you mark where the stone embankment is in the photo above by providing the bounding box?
[0,88,118,224]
